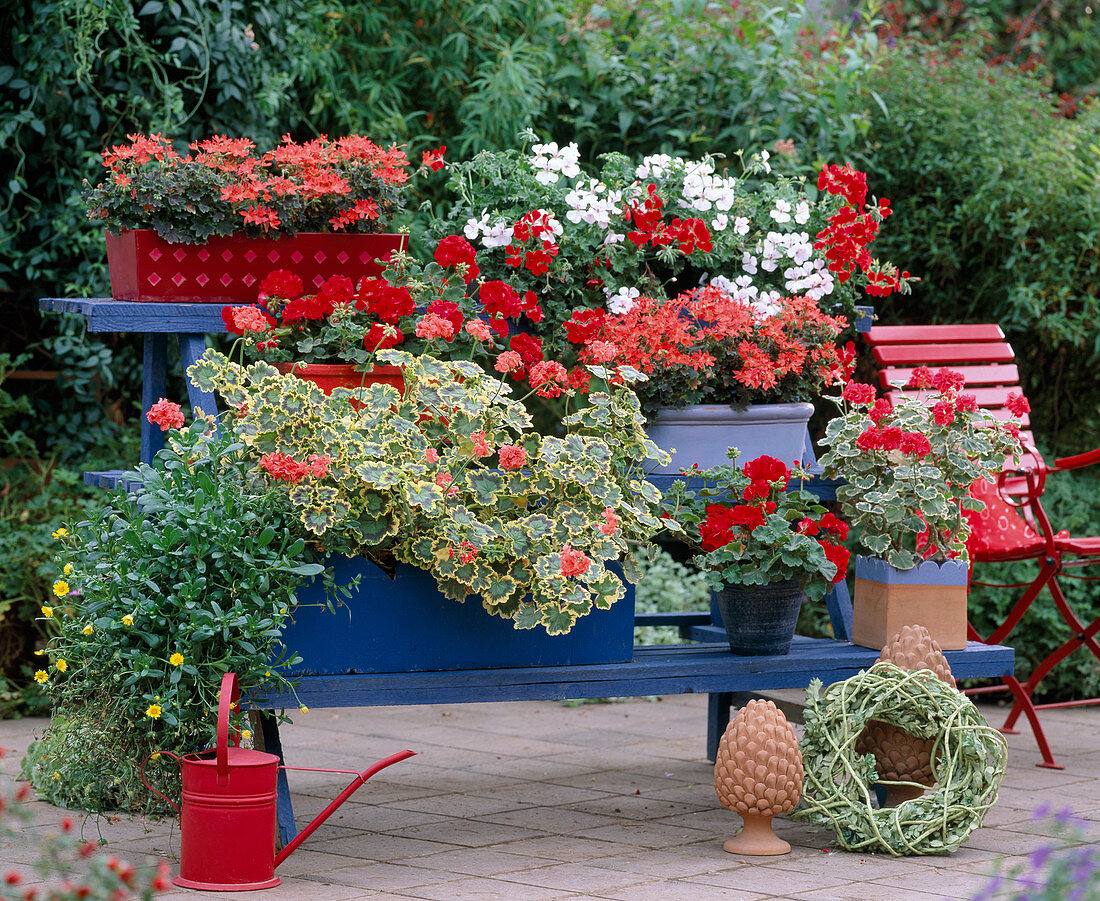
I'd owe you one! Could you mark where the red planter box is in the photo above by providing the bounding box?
[105,230,408,303]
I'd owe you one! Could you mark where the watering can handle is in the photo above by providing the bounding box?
[139,750,182,816]
[216,671,240,786]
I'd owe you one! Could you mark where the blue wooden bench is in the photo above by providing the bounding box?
[41,297,1016,844]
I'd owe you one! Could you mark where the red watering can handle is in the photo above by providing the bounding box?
[216,671,240,787]
[139,750,182,816]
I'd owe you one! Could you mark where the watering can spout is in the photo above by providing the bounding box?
[273,749,417,868]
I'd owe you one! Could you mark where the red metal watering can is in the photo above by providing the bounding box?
[141,672,415,891]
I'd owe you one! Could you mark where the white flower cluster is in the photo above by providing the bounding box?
[606,285,641,315]
[565,179,623,230]
[464,212,514,248]
[530,141,581,186]
[725,230,836,305]
[680,167,739,214]
[635,154,675,179]
[708,274,784,318]
[770,198,811,225]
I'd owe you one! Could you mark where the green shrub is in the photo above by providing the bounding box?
[633,545,710,645]
[542,0,887,175]
[0,354,124,717]
[29,419,336,812]
[857,41,1100,451]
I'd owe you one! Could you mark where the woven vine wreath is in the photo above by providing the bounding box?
[792,662,1007,856]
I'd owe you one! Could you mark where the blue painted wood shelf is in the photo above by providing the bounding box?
[261,639,1013,710]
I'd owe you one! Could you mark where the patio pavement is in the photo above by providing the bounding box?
[2,693,1098,900]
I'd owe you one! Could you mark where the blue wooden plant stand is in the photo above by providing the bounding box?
[41,297,1016,847]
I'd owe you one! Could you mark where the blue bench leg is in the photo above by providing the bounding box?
[259,712,297,847]
[707,692,733,762]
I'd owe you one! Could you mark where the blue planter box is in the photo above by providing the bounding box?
[279,555,636,675]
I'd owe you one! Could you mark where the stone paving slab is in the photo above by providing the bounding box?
[2,695,1099,900]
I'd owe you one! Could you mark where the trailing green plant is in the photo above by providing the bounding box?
[190,348,676,634]
[28,411,337,811]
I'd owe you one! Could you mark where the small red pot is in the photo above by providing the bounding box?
[274,362,405,396]
[105,230,407,303]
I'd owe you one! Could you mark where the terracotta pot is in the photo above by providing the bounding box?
[713,579,804,656]
[105,230,407,303]
[645,402,813,475]
[274,362,404,396]
[851,556,969,651]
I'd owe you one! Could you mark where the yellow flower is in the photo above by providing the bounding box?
[122,615,133,627]
[52,527,69,540]
[55,659,68,672]
[34,649,45,656]
[146,704,162,719]
[169,653,184,667]
[299,705,309,714]
[52,580,68,598]
[82,625,94,635]
[34,670,49,684]
[241,730,252,742]
[41,605,54,618]
[63,563,73,576]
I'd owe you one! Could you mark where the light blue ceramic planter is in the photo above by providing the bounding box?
[645,402,814,475]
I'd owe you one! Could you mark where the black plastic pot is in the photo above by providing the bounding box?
[713,578,805,656]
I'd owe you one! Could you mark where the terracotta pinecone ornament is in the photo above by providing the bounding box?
[855,624,956,806]
[714,698,804,855]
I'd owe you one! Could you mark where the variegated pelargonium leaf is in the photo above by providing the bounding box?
[520,514,556,543]
[533,553,562,581]
[539,603,580,636]
[482,573,521,607]
[466,470,505,505]
[355,460,403,488]
[550,505,592,540]
[587,569,626,609]
[403,480,445,514]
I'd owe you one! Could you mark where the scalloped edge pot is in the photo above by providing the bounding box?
[851,556,969,650]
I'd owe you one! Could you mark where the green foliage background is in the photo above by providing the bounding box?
[2,0,1098,706]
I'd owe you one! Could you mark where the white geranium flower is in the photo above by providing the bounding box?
[712,213,728,232]
[708,274,737,295]
[742,252,758,275]
[733,216,751,235]
[794,201,811,225]
[482,221,514,248]
[753,291,782,318]
[770,198,792,224]
[463,212,489,241]
[606,286,640,315]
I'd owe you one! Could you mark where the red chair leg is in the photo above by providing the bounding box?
[1000,674,1063,769]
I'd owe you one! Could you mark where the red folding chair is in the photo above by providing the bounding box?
[864,323,1100,769]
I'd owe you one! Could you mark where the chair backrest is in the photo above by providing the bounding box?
[862,323,1039,554]
[864,323,1032,443]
